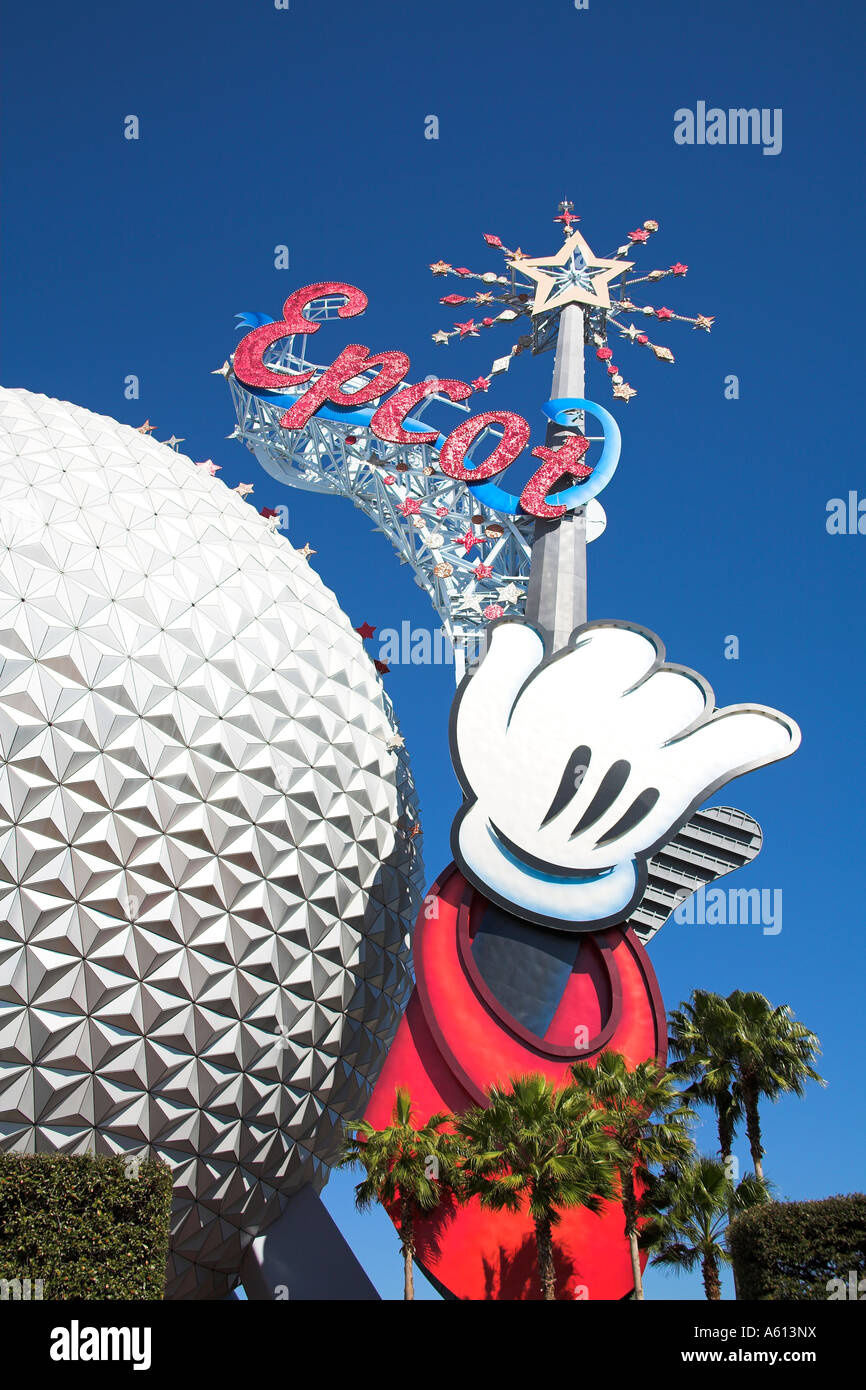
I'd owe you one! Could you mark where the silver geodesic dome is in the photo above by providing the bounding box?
[0,387,422,1298]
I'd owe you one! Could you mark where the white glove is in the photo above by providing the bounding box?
[450,619,800,929]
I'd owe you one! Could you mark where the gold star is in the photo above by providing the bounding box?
[431,330,450,344]
[386,732,405,750]
[510,247,528,260]
[234,482,254,497]
[137,420,156,434]
[510,229,633,316]
[694,314,715,332]
[458,592,484,616]
[497,582,523,605]
[613,382,637,401]
[298,542,316,559]
[430,260,452,275]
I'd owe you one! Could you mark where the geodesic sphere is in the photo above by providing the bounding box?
[0,388,422,1299]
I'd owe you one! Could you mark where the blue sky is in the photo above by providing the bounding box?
[2,0,863,1300]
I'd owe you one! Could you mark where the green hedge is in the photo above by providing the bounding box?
[0,1152,173,1300]
[729,1193,866,1300]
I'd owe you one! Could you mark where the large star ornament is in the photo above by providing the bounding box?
[510,230,633,316]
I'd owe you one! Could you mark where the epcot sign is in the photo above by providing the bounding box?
[232,280,621,519]
[225,210,803,1300]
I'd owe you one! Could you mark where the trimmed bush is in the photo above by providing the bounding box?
[729,1193,866,1300]
[0,1152,172,1300]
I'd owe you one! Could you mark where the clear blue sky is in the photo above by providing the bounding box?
[2,0,863,1301]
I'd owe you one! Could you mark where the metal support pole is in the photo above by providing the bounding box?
[238,1183,380,1300]
[524,302,588,649]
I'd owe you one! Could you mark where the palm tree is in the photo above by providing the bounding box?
[338,1087,456,1300]
[453,1073,615,1300]
[668,992,742,1166]
[570,1051,695,1300]
[722,991,824,1182]
[669,990,824,1181]
[641,1157,768,1299]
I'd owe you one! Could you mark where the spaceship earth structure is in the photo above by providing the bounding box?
[0,387,423,1298]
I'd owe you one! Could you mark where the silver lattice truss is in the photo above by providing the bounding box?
[0,387,423,1299]
[227,298,537,680]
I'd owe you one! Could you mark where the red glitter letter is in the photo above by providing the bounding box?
[370,379,472,444]
[280,344,411,430]
[439,411,531,482]
[233,282,368,393]
[520,434,592,518]
[280,281,368,335]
